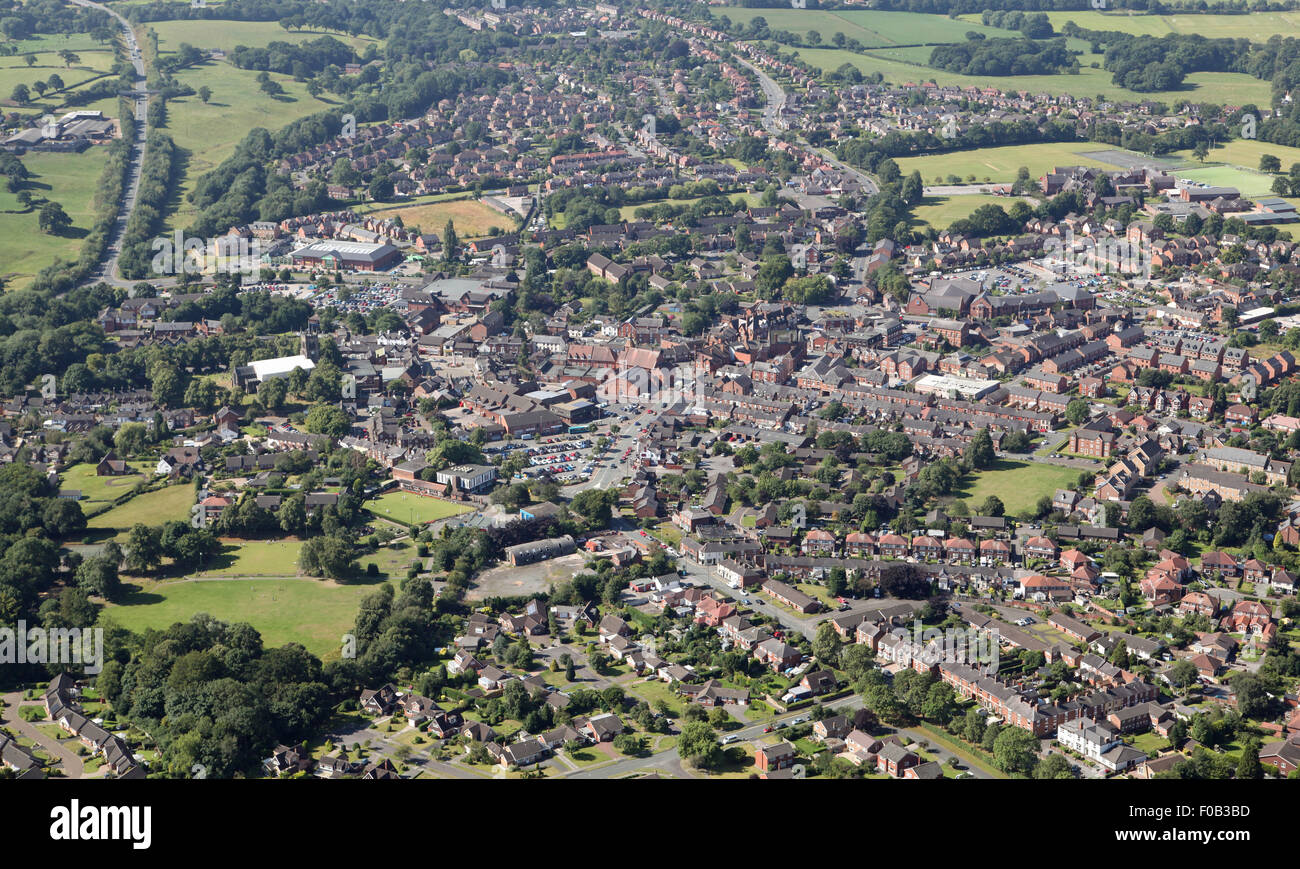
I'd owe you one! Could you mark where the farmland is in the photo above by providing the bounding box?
[713,7,1018,46]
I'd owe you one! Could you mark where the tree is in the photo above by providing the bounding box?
[965,428,994,470]
[9,84,27,104]
[678,720,720,769]
[979,495,1004,518]
[299,535,355,580]
[1034,753,1075,779]
[1065,399,1090,426]
[37,201,72,235]
[1261,154,1282,173]
[992,727,1039,777]
[124,524,163,574]
[1236,743,1262,780]
[305,405,350,438]
[198,86,212,103]
[813,622,842,667]
[442,219,458,263]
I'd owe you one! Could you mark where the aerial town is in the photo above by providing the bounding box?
[0,0,1298,797]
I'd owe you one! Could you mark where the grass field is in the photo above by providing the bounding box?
[162,60,340,231]
[0,33,119,114]
[58,462,152,509]
[793,46,1273,106]
[1175,139,1300,175]
[714,7,1018,46]
[364,491,473,525]
[895,142,1115,185]
[0,148,111,290]
[150,20,380,55]
[911,193,1019,229]
[84,483,195,533]
[953,459,1082,516]
[355,196,513,239]
[1031,9,1300,41]
[106,577,387,659]
[193,540,304,577]
[1174,164,1277,197]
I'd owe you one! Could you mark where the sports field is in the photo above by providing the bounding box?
[106,577,386,659]
[149,20,380,55]
[912,193,1018,229]
[363,491,474,525]
[894,142,1115,185]
[193,540,305,577]
[1175,165,1277,197]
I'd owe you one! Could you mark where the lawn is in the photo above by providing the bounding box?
[627,678,685,718]
[0,148,110,290]
[192,540,305,577]
[84,484,195,534]
[619,192,760,220]
[895,142,1116,185]
[363,491,473,525]
[58,461,152,509]
[911,193,1021,229]
[952,459,1083,516]
[105,576,389,659]
[355,195,514,239]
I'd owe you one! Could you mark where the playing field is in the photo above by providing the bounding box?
[193,540,305,577]
[0,148,112,291]
[911,193,1018,229]
[894,142,1115,184]
[355,196,514,239]
[1177,139,1300,175]
[84,483,195,533]
[106,577,387,659]
[953,459,1082,516]
[1175,165,1277,197]
[363,491,474,525]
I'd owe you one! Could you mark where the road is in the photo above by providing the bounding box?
[1,691,86,778]
[735,56,878,200]
[70,0,148,288]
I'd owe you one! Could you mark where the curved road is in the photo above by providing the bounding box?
[70,0,148,287]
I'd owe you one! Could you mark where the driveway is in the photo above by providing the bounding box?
[1,691,85,778]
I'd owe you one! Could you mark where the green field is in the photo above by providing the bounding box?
[714,7,1018,46]
[895,142,1115,185]
[1176,139,1300,175]
[162,60,342,231]
[150,20,380,55]
[364,491,473,525]
[85,483,195,534]
[106,577,387,659]
[0,149,111,290]
[792,45,1273,106]
[193,540,304,577]
[1032,9,1300,41]
[911,193,1021,229]
[1174,164,1277,197]
[0,33,120,116]
[58,461,152,509]
[953,459,1082,516]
